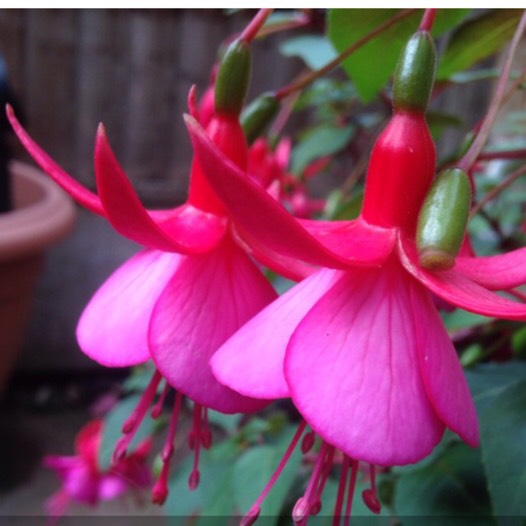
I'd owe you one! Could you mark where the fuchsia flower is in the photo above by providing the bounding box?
[44,420,152,519]
[184,33,526,523]
[6,91,278,502]
[249,137,327,219]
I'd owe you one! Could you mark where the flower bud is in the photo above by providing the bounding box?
[393,31,436,113]
[241,92,280,145]
[417,168,471,270]
[215,39,251,117]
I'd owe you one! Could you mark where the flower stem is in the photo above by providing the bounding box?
[419,9,437,32]
[469,162,526,218]
[240,9,273,44]
[275,9,417,100]
[458,11,526,173]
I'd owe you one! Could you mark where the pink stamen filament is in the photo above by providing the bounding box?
[312,446,336,515]
[114,370,162,463]
[188,403,203,490]
[343,459,359,526]
[202,407,212,449]
[151,380,171,419]
[242,421,307,525]
[151,391,184,505]
[333,456,351,526]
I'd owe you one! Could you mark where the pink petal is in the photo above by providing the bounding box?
[150,203,227,254]
[299,217,396,265]
[95,126,224,254]
[77,249,183,367]
[6,105,104,216]
[399,237,526,320]
[285,260,445,466]
[149,237,277,414]
[98,475,128,501]
[455,247,526,290]
[211,267,342,400]
[409,283,479,446]
[185,114,372,270]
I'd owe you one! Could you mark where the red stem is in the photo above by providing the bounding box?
[419,9,437,32]
[240,9,273,44]
[458,11,526,172]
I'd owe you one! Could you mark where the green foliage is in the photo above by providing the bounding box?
[327,9,468,102]
[280,35,337,70]
[437,10,523,80]
[291,124,354,174]
[479,380,526,518]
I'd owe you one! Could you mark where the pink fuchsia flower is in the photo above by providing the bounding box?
[6,93,277,503]
[248,137,327,218]
[184,45,526,526]
[44,420,152,520]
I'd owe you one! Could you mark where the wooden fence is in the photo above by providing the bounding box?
[0,9,296,371]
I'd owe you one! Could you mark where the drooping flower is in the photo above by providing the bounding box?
[184,30,526,523]
[6,41,279,502]
[44,419,152,520]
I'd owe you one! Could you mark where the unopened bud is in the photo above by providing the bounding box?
[215,39,251,116]
[241,92,280,145]
[417,168,471,270]
[393,31,436,113]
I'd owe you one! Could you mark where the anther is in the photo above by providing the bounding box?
[240,506,260,526]
[301,431,315,453]
[188,469,200,490]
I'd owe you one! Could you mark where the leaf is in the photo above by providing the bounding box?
[99,394,157,470]
[394,442,492,522]
[441,308,492,332]
[437,10,523,80]
[327,9,469,102]
[465,361,526,414]
[291,124,354,174]
[280,35,338,70]
[479,380,526,518]
[233,427,301,520]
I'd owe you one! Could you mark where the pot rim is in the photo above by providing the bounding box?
[0,161,76,262]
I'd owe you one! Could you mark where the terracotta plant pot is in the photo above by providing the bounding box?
[0,161,76,394]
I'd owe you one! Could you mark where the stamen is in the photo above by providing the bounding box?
[301,431,315,454]
[343,459,359,526]
[362,464,381,514]
[201,406,212,449]
[113,370,162,463]
[241,421,307,525]
[311,445,336,516]
[188,403,203,490]
[150,380,171,419]
[332,455,350,526]
[293,442,331,524]
[151,392,184,505]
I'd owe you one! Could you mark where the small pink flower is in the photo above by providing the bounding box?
[44,420,151,520]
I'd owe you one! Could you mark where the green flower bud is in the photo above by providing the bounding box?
[393,31,436,113]
[215,39,251,117]
[241,92,280,145]
[417,168,471,270]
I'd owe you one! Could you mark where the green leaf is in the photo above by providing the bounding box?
[437,10,523,80]
[291,124,354,174]
[466,361,526,414]
[441,308,492,332]
[394,442,492,522]
[280,35,338,70]
[327,9,469,102]
[99,394,157,470]
[233,428,301,521]
[480,380,526,518]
